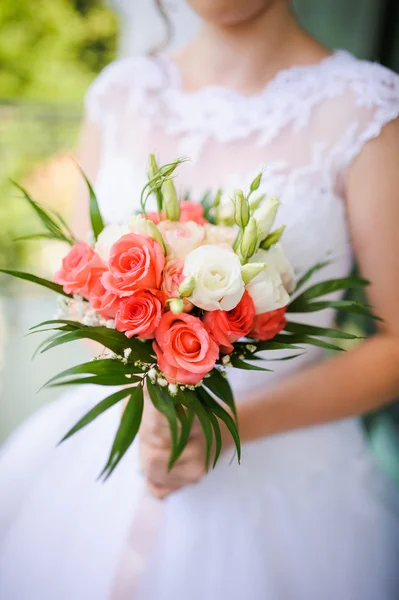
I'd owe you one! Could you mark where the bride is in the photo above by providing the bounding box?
[1,0,399,598]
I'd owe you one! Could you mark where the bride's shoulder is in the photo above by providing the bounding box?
[324,51,399,109]
[84,55,165,122]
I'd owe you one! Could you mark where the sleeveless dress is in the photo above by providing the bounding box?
[1,51,399,600]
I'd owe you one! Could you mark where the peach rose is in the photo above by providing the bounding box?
[153,311,219,384]
[54,241,105,299]
[203,291,255,354]
[115,290,163,339]
[158,221,205,261]
[102,233,165,297]
[89,274,121,319]
[203,223,237,249]
[161,259,184,298]
[179,201,207,224]
[249,306,287,341]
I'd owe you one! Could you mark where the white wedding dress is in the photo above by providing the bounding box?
[1,50,399,600]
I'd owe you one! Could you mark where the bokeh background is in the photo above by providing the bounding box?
[1,0,399,476]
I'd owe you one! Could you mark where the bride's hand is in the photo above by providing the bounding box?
[139,394,208,500]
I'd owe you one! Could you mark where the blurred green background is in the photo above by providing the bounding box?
[1,0,399,478]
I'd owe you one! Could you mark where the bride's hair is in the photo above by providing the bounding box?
[149,0,174,56]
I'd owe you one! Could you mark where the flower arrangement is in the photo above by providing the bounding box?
[1,156,379,479]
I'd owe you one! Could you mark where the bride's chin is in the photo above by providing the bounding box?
[186,0,278,27]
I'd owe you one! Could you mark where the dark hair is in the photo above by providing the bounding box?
[149,0,174,56]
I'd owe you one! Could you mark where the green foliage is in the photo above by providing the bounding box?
[0,0,118,103]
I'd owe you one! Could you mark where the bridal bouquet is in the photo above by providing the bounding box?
[1,156,378,479]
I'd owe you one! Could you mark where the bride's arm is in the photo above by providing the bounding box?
[140,118,399,498]
[235,117,399,443]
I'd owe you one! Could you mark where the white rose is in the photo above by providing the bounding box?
[94,224,129,261]
[204,223,237,249]
[158,221,205,260]
[246,244,294,314]
[183,245,244,311]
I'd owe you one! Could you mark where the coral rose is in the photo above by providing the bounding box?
[115,290,164,339]
[102,233,165,296]
[153,311,219,385]
[54,241,105,299]
[89,274,121,319]
[249,306,287,341]
[203,291,255,354]
[179,201,207,224]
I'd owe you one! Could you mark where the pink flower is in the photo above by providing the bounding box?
[146,201,206,226]
[179,201,207,224]
[115,290,164,339]
[158,221,205,261]
[89,275,121,319]
[161,259,184,298]
[249,306,287,341]
[54,241,105,299]
[153,311,219,385]
[203,291,255,354]
[102,233,165,297]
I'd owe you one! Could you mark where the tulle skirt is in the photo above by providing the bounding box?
[1,383,399,600]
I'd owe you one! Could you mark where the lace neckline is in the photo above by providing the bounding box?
[160,49,351,101]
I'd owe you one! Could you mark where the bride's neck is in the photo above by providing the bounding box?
[173,3,329,94]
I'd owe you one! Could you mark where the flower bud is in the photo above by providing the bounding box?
[241,262,267,284]
[260,225,286,250]
[162,178,180,221]
[249,193,266,211]
[148,153,159,181]
[250,172,262,193]
[234,190,250,228]
[240,217,258,260]
[146,221,167,254]
[178,275,196,298]
[213,189,222,208]
[169,298,185,314]
[253,196,280,241]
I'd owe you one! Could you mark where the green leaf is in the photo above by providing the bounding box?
[43,358,134,387]
[200,400,222,468]
[295,261,331,291]
[291,276,369,308]
[284,321,363,340]
[30,319,85,331]
[14,233,60,242]
[146,380,179,470]
[203,368,237,418]
[76,165,104,241]
[181,390,214,471]
[39,327,128,355]
[287,299,382,321]
[0,269,72,297]
[12,181,75,245]
[174,401,195,464]
[48,374,140,387]
[199,387,241,463]
[274,333,345,352]
[59,388,131,443]
[230,357,272,371]
[101,385,144,480]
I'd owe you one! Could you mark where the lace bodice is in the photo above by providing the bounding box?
[85,50,399,390]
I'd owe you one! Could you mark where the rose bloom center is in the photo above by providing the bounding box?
[175,329,201,355]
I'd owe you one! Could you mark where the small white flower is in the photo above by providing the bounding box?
[123,348,132,360]
[158,377,168,387]
[246,344,257,353]
[147,368,157,381]
[222,355,231,366]
[168,383,178,396]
